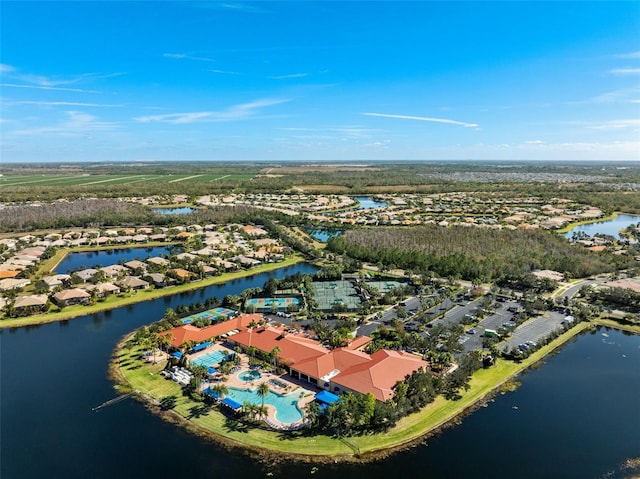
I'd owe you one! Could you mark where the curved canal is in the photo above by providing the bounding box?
[1,261,639,478]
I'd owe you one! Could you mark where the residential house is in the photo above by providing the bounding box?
[117,276,149,290]
[13,294,48,312]
[42,274,71,290]
[147,256,170,267]
[124,260,148,273]
[100,264,128,279]
[53,288,91,307]
[75,268,98,282]
[0,278,31,291]
[84,282,121,297]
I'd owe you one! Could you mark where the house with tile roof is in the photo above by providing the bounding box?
[53,288,91,307]
[14,294,49,311]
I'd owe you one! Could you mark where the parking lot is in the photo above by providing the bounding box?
[500,311,568,352]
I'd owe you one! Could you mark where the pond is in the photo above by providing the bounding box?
[54,245,180,273]
[355,196,388,209]
[563,214,640,239]
[305,229,343,242]
[153,207,197,215]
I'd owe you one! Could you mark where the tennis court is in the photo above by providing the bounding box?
[364,280,405,293]
[244,297,300,312]
[311,280,362,311]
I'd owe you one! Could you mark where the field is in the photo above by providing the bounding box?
[0,173,256,187]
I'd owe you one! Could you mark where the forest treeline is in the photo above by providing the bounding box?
[0,200,292,234]
[327,226,636,281]
[2,162,639,214]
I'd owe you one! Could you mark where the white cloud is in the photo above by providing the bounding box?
[9,101,123,107]
[163,53,215,62]
[0,64,16,72]
[586,119,640,130]
[587,88,640,104]
[1,83,102,93]
[135,112,212,124]
[524,140,545,144]
[614,51,640,59]
[269,73,308,80]
[134,98,290,124]
[363,112,479,128]
[10,111,118,136]
[609,68,640,75]
[209,69,240,75]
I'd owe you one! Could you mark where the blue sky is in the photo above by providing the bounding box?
[1,1,639,163]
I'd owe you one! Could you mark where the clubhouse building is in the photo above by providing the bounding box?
[161,313,427,402]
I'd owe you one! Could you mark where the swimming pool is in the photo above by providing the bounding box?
[226,387,304,424]
[190,349,228,367]
[237,370,262,382]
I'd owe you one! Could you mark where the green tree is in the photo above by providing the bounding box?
[256,382,270,410]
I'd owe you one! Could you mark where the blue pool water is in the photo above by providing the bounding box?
[237,370,262,382]
[190,350,228,367]
[227,387,304,424]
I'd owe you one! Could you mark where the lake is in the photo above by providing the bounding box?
[54,245,180,273]
[563,214,640,239]
[355,196,388,209]
[306,229,343,242]
[153,207,197,215]
[1,276,638,478]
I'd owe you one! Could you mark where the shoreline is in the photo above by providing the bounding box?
[554,211,619,234]
[0,255,306,329]
[110,317,639,463]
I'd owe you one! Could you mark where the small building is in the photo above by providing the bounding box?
[117,276,150,290]
[147,256,170,267]
[0,278,31,291]
[75,268,98,282]
[13,294,49,312]
[84,282,121,297]
[100,264,128,279]
[124,260,147,272]
[53,288,91,307]
[42,274,71,290]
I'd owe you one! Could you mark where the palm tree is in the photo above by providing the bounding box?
[210,383,228,401]
[256,382,270,410]
[269,346,281,371]
[255,405,268,420]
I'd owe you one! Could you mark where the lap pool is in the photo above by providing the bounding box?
[226,387,304,424]
[190,349,228,367]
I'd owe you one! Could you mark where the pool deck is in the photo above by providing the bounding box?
[201,350,316,428]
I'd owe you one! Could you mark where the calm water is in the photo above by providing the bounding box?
[153,207,196,215]
[306,229,343,242]
[2,271,639,479]
[355,196,388,209]
[54,246,179,273]
[563,214,640,239]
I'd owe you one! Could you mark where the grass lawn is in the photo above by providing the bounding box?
[115,346,354,457]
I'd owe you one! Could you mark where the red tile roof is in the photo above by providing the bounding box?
[293,347,371,380]
[229,325,328,365]
[161,314,261,348]
[332,349,428,402]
